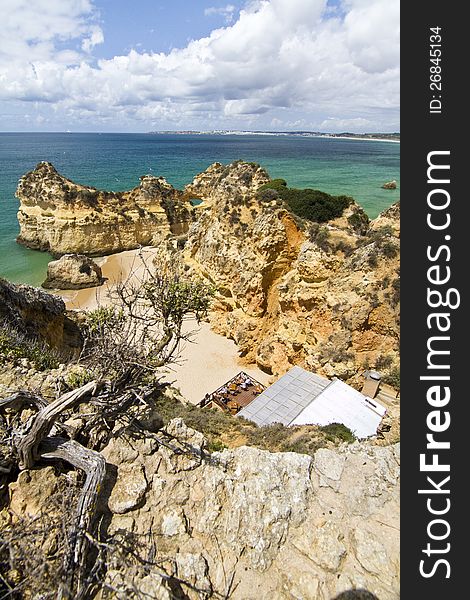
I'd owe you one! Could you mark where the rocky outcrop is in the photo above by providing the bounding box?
[185,160,271,203]
[42,254,103,289]
[381,180,397,189]
[7,419,400,599]
[177,161,400,383]
[14,160,399,383]
[0,278,82,354]
[16,162,194,256]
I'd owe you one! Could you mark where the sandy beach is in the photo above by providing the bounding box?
[57,247,272,404]
[59,247,157,311]
[161,319,272,404]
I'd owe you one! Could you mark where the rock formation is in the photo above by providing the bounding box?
[42,254,103,289]
[177,162,400,384]
[16,162,194,256]
[381,180,397,190]
[14,159,400,384]
[0,278,81,355]
[6,418,400,599]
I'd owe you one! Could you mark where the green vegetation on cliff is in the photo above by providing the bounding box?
[258,178,353,222]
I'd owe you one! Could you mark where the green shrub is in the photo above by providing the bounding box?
[319,423,356,443]
[82,306,125,335]
[64,369,95,390]
[207,439,227,452]
[382,241,399,258]
[257,188,280,202]
[381,276,391,288]
[347,209,370,235]
[308,223,331,251]
[258,179,287,193]
[334,240,355,256]
[375,354,394,370]
[381,366,400,389]
[0,325,60,371]
[368,251,379,267]
[152,392,356,457]
[258,180,352,223]
[239,172,253,185]
[391,277,400,306]
[369,225,394,241]
[318,342,355,364]
[282,189,351,222]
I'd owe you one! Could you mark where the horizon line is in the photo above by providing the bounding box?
[0,130,401,136]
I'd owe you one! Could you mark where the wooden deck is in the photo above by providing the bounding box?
[199,371,266,415]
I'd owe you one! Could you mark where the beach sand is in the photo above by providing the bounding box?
[161,319,272,404]
[57,247,272,404]
[59,247,157,311]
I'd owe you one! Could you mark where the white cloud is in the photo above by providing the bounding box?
[204,4,237,23]
[0,0,399,132]
[82,25,104,53]
[0,0,103,64]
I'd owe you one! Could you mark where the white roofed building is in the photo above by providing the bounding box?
[237,365,386,439]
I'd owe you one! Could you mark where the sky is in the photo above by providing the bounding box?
[0,0,399,133]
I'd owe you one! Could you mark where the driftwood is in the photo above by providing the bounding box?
[0,381,106,598]
[17,380,102,469]
[40,436,106,598]
[0,392,49,489]
[0,390,48,412]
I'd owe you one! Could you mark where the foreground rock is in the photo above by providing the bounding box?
[16,162,194,255]
[42,254,103,289]
[8,419,400,599]
[0,278,81,355]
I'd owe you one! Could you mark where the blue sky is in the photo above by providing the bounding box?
[0,0,399,133]
[94,1,244,57]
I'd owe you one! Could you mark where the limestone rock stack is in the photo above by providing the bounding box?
[16,162,194,256]
[42,254,103,289]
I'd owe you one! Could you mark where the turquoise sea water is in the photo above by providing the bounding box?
[0,133,399,286]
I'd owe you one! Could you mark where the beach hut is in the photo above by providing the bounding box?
[237,366,386,439]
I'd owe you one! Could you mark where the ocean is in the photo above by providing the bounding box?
[0,132,399,286]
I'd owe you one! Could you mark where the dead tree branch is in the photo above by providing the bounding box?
[17,381,102,469]
[40,436,106,598]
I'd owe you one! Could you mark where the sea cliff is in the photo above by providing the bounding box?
[180,162,400,384]
[15,160,400,384]
[16,162,193,256]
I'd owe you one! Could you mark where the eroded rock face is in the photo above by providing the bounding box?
[16,162,194,256]
[42,254,103,289]
[9,420,399,599]
[0,278,82,354]
[179,162,400,383]
[113,423,399,599]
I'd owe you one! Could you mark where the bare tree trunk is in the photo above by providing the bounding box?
[17,380,102,468]
[0,390,48,411]
[40,437,106,599]
[1,382,107,598]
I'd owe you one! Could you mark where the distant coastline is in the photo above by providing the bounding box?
[147,130,400,143]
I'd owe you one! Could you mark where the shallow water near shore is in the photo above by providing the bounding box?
[0,132,399,286]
